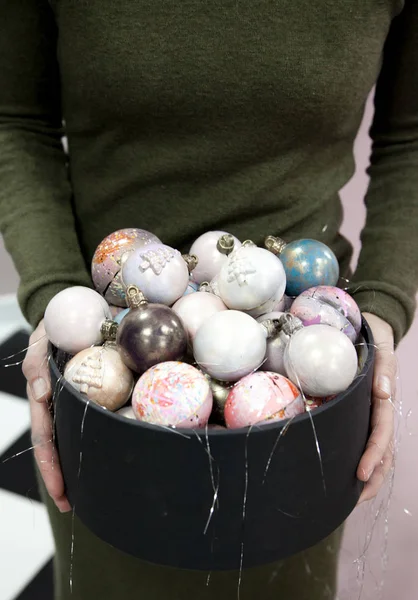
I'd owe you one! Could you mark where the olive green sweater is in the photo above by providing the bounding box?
[1,0,417,343]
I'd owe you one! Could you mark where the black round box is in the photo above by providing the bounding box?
[50,320,374,571]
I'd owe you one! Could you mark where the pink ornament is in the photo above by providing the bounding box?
[290,286,361,342]
[92,228,160,307]
[132,362,213,428]
[224,372,304,429]
[190,231,242,284]
[44,287,111,354]
[172,292,227,342]
[121,243,189,305]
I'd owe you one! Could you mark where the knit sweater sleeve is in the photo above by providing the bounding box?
[349,0,418,344]
[0,0,92,328]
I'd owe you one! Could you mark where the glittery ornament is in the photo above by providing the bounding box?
[64,344,134,411]
[193,310,267,382]
[224,372,304,429]
[284,324,358,397]
[217,245,286,312]
[172,292,227,342]
[44,286,112,354]
[92,228,160,307]
[116,286,188,373]
[290,286,361,342]
[190,231,242,284]
[132,362,213,428]
[265,236,339,297]
[256,311,288,375]
[121,243,190,306]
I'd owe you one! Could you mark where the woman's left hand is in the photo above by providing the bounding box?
[356,312,396,504]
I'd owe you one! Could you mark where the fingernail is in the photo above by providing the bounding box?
[377,375,391,397]
[31,378,48,401]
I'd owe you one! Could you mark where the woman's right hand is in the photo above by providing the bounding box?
[22,319,71,513]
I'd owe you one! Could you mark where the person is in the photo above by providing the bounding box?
[1,0,416,598]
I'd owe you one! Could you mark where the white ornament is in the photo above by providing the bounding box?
[172,292,227,341]
[256,311,288,375]
[284,324,358,397]
[190,231,242,284]
[193,310,267,382]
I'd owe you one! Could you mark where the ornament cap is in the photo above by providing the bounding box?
[265,235,287,255]
[242,239,256,248]
[100,319,119,342]
[216,234,235,255]
[182,254,199,273]
[277,313,304,336]
[199,281,211,293]
[260,318,282,339]
[126,285,148,309]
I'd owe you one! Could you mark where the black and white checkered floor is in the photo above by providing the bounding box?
[0,297,54,600]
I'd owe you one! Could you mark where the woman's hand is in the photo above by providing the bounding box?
[22,319,71,513]
[357,312,396,504]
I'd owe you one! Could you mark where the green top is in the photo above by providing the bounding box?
[0,0,417,343]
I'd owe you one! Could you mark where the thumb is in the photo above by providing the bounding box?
[22,319,51,403]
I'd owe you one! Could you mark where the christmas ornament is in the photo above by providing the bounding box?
[64,344,134,411]
[190,231,241,284]
[116,405,137,420]
[114,308,130,324]
[121,243,195,306]
[116,286,188,373]
[92,228,160,307]
[193,310,268,382]
[204,375,232,422]
[304,397,323,412]
[256,311,288,375]
[183,278,200,296]
[132,362,213,428]
[290,286,361,342]
[224,372,304,429]
[44,286,112,354]
[284,324,358,397]
[172,292,227,342]
[217,243,286,312]
[265,236,339,296]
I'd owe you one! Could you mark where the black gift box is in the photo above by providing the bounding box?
[50,319,374,571]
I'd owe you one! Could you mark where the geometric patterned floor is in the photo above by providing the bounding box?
[0,328,54,600]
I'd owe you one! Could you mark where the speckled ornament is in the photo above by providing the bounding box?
[121,243,189,306]
[290,286,361,342]
[132,361,213,428]
[266,237,339,297]
[190,231,242,284]
[193,310,267,382]
[172,292,227,342]
[224,372,304,429]
[284,324,358,397]
[256,311,288,375]
[92,228,160,307]
[44,286,112,354]
[217,245,286,312]
[64,344,134,411]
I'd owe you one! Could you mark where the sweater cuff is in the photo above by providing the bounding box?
[349,289,407,346]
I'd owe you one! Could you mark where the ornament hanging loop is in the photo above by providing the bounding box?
[265,235,287,255]
[216,234,235,256]
[277,313,304,336]
[126,285,148,309]
[101,319,119,342]
[242,239,256,248]
[182,254,199,273]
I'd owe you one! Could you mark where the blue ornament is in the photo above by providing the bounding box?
[183,279,199,297]
[114,308,131,324]
[278,239,339,297]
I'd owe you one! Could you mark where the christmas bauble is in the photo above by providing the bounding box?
[204,375,232,422]
[114,307,130,324]
[91,228,160,307]
[290,286,361,342]
[217,245,286,311]
[116,405,137,420]
[183,278,200,296]
[132,362,213,428]
[256,311,288,374]
[121,243,190,306]
[172,292,227,342]
[64,344,134,411]
[266,237,339,297]
[44,286,112,354]
[190,231,242,284]
[116,287,187,373]
[224,372,304,429]
[193,310,267,382]
[284,324,358,397]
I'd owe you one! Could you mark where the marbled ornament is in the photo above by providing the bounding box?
[277,239,339,297]
[193,310,267,382]
[172,292,227,342]
[64,345,134,411]
[290,286,361,342]
[122,243,189,305]
[190,231,242,284]
[132,362,213,428]
[44,286,112,354]
[224,372,304,429]
[217,245,286,312]
[92,228,160,307]
[256,311,288,375]
[284,324,358,397]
